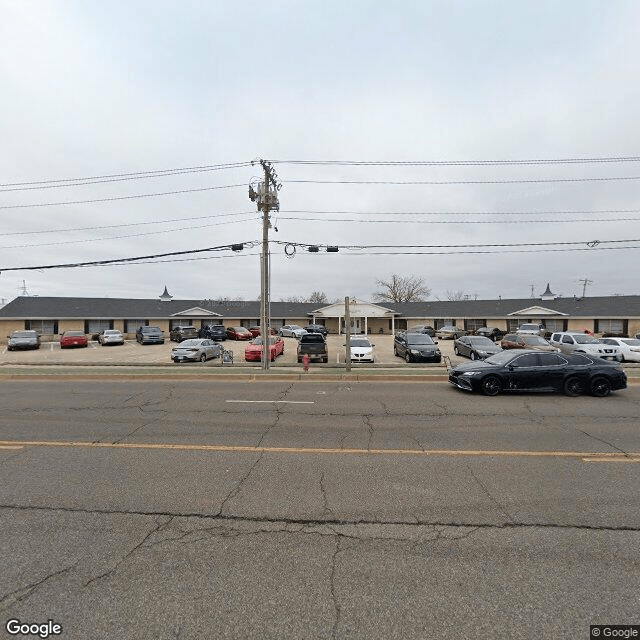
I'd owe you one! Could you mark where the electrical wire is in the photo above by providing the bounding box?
[278,215,640,224]
[0,217,260,250]
[271,239,640,249]
[269,156,640,166]
[0,241,259,272]
[286,176,640,186]
[0,183,246,209]
[0,161,253,190]
[279,208,640,216]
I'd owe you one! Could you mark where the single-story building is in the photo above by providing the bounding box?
[1,285,639,342]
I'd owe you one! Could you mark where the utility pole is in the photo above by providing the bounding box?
[530,284,535,298]
[578,278,593,298]
[249,160,281,371]
[344,297,351,372]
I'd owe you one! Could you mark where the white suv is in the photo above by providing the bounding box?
[549,332,621,360]
[516,323,546,336]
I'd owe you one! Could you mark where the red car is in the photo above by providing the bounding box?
[248,326,276,337]
[60,330,88,348]
[226,326,252,341]
[244,336,285,362]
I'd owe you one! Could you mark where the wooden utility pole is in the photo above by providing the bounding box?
[344,297,351,372]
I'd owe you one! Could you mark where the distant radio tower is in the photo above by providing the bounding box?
[530,284,535,298]
[19,280,30,296]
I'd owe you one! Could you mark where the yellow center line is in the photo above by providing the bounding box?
[0,439,638,461]
[0,445,24,450]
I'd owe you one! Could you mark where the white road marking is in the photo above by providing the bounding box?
[225,400,315,404]
[0,445,23,450]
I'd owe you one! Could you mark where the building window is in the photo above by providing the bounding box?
[543,319,568,332]
[125,319,147,332]
[434,319,454,329]
[464,319,486,332]
[85,320,113,334]
[25,320,58,334]
[595,319,627,336]
[507,319,520,332]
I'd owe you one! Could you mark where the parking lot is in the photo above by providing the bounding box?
[0,334,470,367]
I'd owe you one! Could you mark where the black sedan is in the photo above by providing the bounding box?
[475,327,505,341]
[453,335,502,360]
[305,324,328,337]
[394,332,441,363]
[449,350,627,397]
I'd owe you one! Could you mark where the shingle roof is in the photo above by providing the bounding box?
[1,295,639,319]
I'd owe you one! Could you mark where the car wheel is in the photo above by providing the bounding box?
[480,375,502,396]
[394,346,398,356]
[563,376,585,397]
[200,353,207,363]
[590,376,612,397]
[470,352,476,361]
[405,352,411,363]
[616,354,624,362]
[453,346,459,355]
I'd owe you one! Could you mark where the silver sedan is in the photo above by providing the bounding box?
[171,339,223,363]
[97,329,125,345]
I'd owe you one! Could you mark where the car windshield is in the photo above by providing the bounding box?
[440,326,456,331]
[621,339,640,346]
[350,339,371,347]
[519,324,540,330]
[522,336,548,345]
[484,351,520,365]
[573,334,600,344]
[406,334,435,345]
[65,331,84,337]
[235,327,249,333]
[301,334,325,343]
[104,330,120,335]
[252,337,276,345]
[289,325,302,330]
[12,331,35,338]
[178,340,201,347]
[467,337,495,346]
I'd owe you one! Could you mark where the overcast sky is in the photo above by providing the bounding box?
[1,0,639,305]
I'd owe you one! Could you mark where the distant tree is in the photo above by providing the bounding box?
[308,291,329,304]
[445,290,467,301]
[373,275,431,303]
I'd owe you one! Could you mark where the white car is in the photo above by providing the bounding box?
[346,337,375,363]
[279,325,307,339]
[97,329,124,345]
[549,332,620,360]
[600,337,640,362]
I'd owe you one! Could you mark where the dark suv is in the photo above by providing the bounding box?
[136,326,165,344]
[394,332,442,363]
[304,324,328,337]
[199,324,227,341]
[169,326,199,342]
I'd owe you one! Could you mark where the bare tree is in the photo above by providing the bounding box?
[445,290,467,301]
[373,275,431,303]
[308,291,328,304]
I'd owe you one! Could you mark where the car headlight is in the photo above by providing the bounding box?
[461,371,479,376]
[478,351,488,356]
[410,349,420,354]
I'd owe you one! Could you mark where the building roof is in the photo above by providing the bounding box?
[0,294,639,320]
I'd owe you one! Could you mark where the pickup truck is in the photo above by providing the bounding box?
[297,333,328,363]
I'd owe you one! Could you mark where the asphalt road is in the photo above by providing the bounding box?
[1,379,639,639]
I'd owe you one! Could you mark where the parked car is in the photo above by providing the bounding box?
[436,325,463,340]
[636,332,640,340]
[501,334,558,352]
[297,333,328,363]
[453,335,502,360]
[60,330,88,349]
[516,323,546,337]
[136,326,165,344]
[7,330,40,351]
[394,332,441,363]
[449,350,627,397]
[171,339,223,363]
[305,324,329,337]
[169,326,199,342]
[408,325,436,337]
[599,337,640,362]
[199,324,227,341]
[549,332,620,360]
[226,326,252,341]
[97,329,124,346]
[475,327,505,341]
[279,325,308,339]
[245,336,285,362]
[345,337,375,363]
[248,326,276,337]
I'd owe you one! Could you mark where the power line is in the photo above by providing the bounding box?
[0,241,259,272]
[0,161,253,190]
[286,175,640,186]
[0,183,246,209]
[280,208,640,216]
[278,215,640,225]
[0,210,257,237]
[0,217,259,250]
[269,156,640,166]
